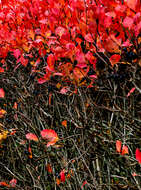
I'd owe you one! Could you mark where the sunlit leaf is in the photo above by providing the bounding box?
[0,88,5,98]
[40,129,59,147]
[61,120,67,128]
[116,140,122,153]
[0,181,10,187]
[9,179,17,188]
[0,109,7,118]
[121,145,129,155]
[110,54,121,66]
[127,87,136,97]
[26,133,39,142]
[60,170,65,182]
[136,148,141,164]
[123,16,134,30]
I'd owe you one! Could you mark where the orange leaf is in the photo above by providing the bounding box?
[116,140,122,153]
[56,178,61,185]
[0,181,10,187]
[0,88,5,98]
[62,120,67,128]
[136,148,141,164]
[40,129,59,147]
[26,133,39,142]
[121,145,129,155]
[0,109,7,118]
[46,164,53,174]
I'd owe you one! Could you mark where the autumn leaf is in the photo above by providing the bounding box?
[60,170,65,182]
[116,140,122,153]
[0,109,7,118]
[40,129,59,147]
[61,120,67,128]
[46,163,53,174]
[26,133,39,142]
[0,130,9,144]
[110,54,121,66]
[0,88,5,98]
[9,179,17,188]
[81,180,87,189]
[127,87,136,97]
[123,16,134,30]
[121,145,129,155]
[135,148,141,164]
[0,181,10,187]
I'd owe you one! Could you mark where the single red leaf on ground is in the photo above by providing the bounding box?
[61,120,67,128]
[121,145,129,155]
[9,178,17,187]
[40,129,59,147]
[0,88,5,98]
[26,133,39,142]
[136,148,141,164]
[60,170,65,182]
[81,180,87,189]
[116,140,122,153]
[127,87,136,97]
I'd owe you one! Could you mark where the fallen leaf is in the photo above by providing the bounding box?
[60,170,65,182]
[121,145,129,155]
[0,88,5,98]
[40,129,59,147]
[9,179,17,187]
[116,140,122,153]
[46,164,53,174]
[56,178,61,185]
[0,109,7,118]
[62,120,67,128]
[136,148,141,164]
[26,133,39,142]
[81,180,87,189]
[0,181,10,187]
[127,87,136,97]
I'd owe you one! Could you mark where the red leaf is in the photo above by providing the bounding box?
[127,87,136,97]
[13,49,21,59]
[116,140,122,153]
[17,55,28,67]
[0,88,5,98]
[136,148,141,164]
[60,170,65,182]
[110,54,121,66]
[84,33,94,43]
[123,17,134,30]
[81,180,87,189]
[9,178,17,187]
[26,133,39,142]
[40,129,59,147]
[121,145,129,155]
[126,0,138,11]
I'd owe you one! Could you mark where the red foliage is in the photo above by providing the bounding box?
[0,0,140,87]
